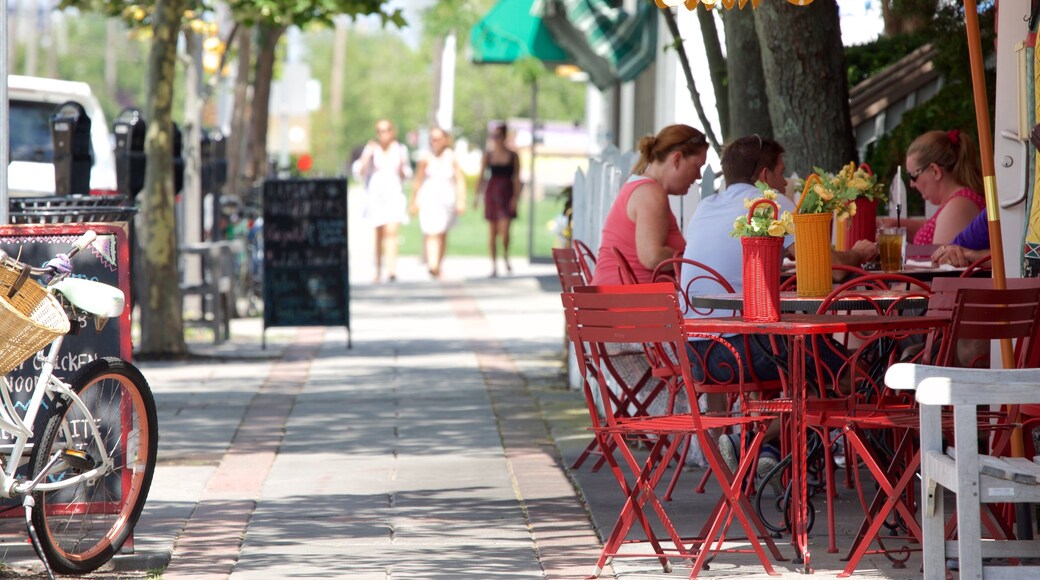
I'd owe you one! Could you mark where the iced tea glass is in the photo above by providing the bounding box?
[877,226,906,273]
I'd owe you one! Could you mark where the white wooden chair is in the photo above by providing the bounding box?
[886,363,1040,579]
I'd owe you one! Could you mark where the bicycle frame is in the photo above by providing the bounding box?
[0,333,110,498]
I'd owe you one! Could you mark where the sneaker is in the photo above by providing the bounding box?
[757,443,783,495]
[717,433,739,475]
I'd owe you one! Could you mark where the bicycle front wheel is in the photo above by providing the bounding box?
[29,357,158,575]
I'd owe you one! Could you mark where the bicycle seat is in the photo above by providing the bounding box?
[51,278,125,319]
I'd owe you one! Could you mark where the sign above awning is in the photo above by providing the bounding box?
[535,0,658,90]
[471,0,572,65]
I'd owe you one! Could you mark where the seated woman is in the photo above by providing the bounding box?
[590,124,708,285]
[901,129,985,245]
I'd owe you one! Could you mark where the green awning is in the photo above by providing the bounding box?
[471,0,572,65]
[535,0,657,90]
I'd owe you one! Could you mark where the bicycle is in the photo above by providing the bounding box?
[0,230,157,578]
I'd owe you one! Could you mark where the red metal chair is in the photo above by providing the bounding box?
[800,273,933,564]
[551,248,585,293]
[572,238,597,284]
[562,283,784,577]
[836,284,1040,576]
[553,246,660,472]
[611,247,640,285]
[652,257,784,499]
[959,253,992,278]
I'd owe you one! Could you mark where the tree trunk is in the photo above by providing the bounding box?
[721,8,772,140]
[754,0,856,176]
[696,8,728,142]
[879,0,938,36]
[248,23,286,183]
[138,0,187,356]
[227,27,252,203]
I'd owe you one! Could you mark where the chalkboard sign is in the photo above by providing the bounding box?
[262,178,350,347]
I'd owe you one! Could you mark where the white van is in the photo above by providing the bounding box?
[6,75,118,197]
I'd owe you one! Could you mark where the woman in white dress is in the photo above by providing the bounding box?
[354,120,412,282]
[410,127,466,279]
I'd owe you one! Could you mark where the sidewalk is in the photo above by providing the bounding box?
[0,253,925,579]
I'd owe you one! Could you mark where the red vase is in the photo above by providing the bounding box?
[741,236,783,323]
[846,197,879,246]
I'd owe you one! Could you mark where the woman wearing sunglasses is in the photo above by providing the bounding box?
[902,129,984,245]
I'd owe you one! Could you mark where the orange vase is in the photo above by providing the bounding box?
[793,212,833,297]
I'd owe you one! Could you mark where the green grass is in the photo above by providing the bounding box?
[397,185,567,260]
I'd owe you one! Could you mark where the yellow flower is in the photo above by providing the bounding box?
[814,183,834,201]
[744,198,754,209]
[762,189,778,200]
[847,200,858,216]
[767,221,786,237]
[848,177,869,191]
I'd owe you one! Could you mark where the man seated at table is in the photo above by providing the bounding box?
[679,135,876,471]
[930,208,989,267]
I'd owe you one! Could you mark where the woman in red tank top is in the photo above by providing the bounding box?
[900,129,985,245]
[591,124,710,286]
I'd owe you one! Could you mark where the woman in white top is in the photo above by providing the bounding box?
[411,127,466,279]
[354,120,412,282]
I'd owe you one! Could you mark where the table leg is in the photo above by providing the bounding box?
[790,335,811,573]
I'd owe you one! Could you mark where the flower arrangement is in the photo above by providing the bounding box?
[796,162,886,221]
[730,184,795,238]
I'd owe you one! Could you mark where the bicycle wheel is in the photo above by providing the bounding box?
[28,357,158,575]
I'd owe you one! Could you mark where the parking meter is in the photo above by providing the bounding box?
[172,122,184,195]
[113,108,146,198]
[50,101,93,196]
[208,130,227,193]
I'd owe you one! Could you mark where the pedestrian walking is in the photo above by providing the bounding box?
[353,119,412,283]
[474,123,521,277]
[411,127,466,279]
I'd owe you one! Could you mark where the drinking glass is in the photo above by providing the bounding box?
[877,226,906,273]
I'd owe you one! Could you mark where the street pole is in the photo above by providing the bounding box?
[527,77,537,260]
[1,0,9,225]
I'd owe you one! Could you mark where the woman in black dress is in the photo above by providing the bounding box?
[474,124,521,277]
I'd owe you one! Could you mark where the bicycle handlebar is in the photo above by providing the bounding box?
[0,229,98,277]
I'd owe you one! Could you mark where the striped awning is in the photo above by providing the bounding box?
[534,0,658,90]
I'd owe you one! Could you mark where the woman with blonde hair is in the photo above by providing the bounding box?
[903,129,985,245]
[411,127,466,279]
[353,119,411,282]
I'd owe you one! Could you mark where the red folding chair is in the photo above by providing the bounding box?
[563,283,784,577]
[552,248,585,293]
[572,238,597,284]
[652,257,784,499]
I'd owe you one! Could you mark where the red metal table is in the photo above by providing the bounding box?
[683,313,948,573]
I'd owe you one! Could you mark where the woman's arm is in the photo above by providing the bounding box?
[931,197,982,245]
[629,183,676,270]
[474,153,488,209]
[410,159,427,214]
[454,160,467,215]
[510,151,522,214]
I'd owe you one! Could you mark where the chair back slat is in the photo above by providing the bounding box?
[572,238,597,284]
[652,257,736,317]
[552,248,585,292]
